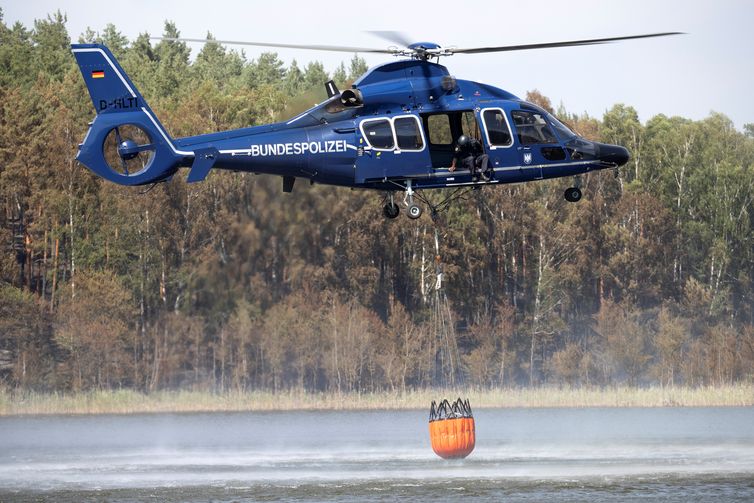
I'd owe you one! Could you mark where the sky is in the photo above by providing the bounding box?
[3,0,753,129]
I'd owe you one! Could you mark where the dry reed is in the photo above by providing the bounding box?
[0,385,752,416]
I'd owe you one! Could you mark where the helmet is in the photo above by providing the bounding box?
[456,135,469,147]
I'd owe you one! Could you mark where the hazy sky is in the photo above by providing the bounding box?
[3,0,753,129]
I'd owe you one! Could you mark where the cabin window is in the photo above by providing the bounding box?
[361,119,394,150]
[427,114,452,145]
[511,110,558,145]
[481,109,513,147]
[541,146,567,161]
[394,116,424,151]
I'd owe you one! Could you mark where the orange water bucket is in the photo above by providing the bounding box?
[428,398,475,459]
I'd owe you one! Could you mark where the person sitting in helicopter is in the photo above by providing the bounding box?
[449,135,491,181]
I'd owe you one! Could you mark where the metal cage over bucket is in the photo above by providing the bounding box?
[428,398,475,459]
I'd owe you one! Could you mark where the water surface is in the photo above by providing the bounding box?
[1,407,753,501]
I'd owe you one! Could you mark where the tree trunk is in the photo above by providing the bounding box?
[50,235,59,311]
[530,235,545,387]
[68,187,75,300]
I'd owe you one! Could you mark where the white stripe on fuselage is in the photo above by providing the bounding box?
[377,160,600,185]
[140,108,193,156]
[218,139,354,156]
[432,159,598,178]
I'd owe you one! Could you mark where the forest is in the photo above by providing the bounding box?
[1,11,754,395]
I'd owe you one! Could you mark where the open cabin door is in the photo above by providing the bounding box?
[423,110,488,171]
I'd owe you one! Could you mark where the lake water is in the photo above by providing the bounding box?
[1,407,753,502]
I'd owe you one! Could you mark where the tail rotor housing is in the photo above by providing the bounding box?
[71,44,190,186]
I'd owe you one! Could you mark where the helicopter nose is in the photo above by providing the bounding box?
[597,143,630,167]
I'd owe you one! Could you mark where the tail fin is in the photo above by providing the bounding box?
[71,44,190,185]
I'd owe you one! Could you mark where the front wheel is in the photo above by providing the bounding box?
[564,187,582,203]
[407,204,423,219]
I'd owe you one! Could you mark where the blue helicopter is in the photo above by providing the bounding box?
[71,32,679,219]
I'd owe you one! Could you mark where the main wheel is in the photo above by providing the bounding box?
[383,202,400,219]
[564,187,582,203]
[407,204,423,219]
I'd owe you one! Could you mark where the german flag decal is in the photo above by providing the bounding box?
[91,70,105,79]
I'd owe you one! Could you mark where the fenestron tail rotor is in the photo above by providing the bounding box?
[103,125,156,177]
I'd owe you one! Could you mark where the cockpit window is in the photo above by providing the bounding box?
[511,110,558,145]
[361,119,394,150]
[548,114,577,141]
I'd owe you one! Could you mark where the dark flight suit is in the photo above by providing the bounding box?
[453,138,490,180]
[453,140,476,173]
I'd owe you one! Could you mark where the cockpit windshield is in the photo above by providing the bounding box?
[547,113,577,141]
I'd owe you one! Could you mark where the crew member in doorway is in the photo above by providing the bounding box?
[449,135,491,181]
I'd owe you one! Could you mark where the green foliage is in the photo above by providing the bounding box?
[152,21,191,99]
[79,24,129,60]
[193,33,244,88]
[0,18,35,88]
[284,59,304,96]
[1,15,754,393]
[302,61,328,90]
[246,52,285,88]
[31,11,71,82]
[332,62,347,87]
[348,54,368,81]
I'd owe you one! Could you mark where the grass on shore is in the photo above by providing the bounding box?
[1,384,753,416]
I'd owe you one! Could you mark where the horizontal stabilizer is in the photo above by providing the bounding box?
[187,147,218,183]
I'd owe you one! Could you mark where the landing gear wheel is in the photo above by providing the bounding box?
[407,204,423,219]
[383,202,400,219]
[564,187,582,203]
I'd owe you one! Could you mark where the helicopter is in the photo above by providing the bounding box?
[71,32,680,219]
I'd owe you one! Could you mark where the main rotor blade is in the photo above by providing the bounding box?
[452,32,684,54]
[367,31,413,47]
[151,37,393,54]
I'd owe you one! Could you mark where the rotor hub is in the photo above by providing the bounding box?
[118,139,140,160]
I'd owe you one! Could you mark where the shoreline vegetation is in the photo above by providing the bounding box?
[1,385,752,416]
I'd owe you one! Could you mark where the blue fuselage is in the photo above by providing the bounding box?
[174,59,627,191]
[71,44,627,191]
